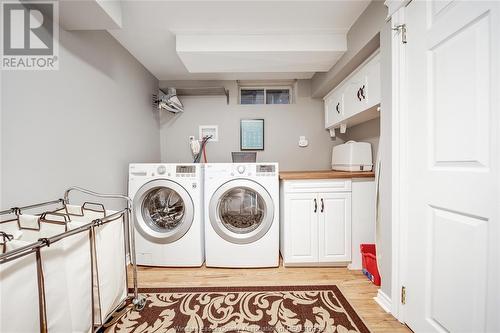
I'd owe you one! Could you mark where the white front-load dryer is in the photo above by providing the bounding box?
[129,163,204,267]
[204,163,279,268]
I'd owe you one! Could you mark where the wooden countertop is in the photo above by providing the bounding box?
[279,170,375,180]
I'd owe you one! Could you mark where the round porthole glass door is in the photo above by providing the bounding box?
[133,179,194,243]
[209,179,274,244]
[142,188,184,232]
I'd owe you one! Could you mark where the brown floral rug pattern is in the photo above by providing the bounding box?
[102,286,370,333]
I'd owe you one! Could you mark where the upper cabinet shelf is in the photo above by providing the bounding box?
[324,51,381,135]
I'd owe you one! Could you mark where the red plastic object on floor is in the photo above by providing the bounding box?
[360,244,381,286]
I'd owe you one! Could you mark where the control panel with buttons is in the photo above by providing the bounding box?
[237,165,246,174]
[157,165,166,175]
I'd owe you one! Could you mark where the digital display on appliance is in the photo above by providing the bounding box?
[176,165,195,173]
[257,165,275,173]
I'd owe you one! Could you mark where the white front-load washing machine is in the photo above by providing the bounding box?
[204,163,279,268]
[128,163,204,267]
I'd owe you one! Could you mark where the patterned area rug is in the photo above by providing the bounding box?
[102,286,370,332]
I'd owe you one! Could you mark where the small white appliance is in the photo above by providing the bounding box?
[204,163,279,268]
[332,141,373,171]
[128,163,204,266]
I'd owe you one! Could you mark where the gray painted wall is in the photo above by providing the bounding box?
[339,118,380,164]
[322,0,392,298]
[311,0,386,98]
[1,29,160,208]
[342,15,392,299]
[159,80,342,170]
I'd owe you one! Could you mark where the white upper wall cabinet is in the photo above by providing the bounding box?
[324,52,381,132]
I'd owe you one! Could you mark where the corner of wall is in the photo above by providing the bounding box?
[311,0,387,98]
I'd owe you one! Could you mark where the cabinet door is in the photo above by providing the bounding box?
[342,53,381,119]
[324,89,344,128]
[318,192,352,263]
[324,95,333,129]
[364,54,381,109]
[342,71,367,119]
[285,193,319,264]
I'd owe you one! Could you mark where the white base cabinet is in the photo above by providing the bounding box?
[280,178,375,267]
[280,179,352,266]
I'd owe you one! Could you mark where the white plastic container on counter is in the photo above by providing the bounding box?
[332,141,373,172]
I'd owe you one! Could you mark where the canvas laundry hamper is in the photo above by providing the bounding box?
[59,204,127,326]
[0,240,41,333]
[0,204,127,333]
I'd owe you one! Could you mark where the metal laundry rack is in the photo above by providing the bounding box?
[0,186,146,332]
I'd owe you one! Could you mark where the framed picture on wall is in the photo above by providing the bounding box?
[240,119,264,150]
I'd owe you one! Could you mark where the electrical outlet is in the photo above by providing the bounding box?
[298,136,308,147]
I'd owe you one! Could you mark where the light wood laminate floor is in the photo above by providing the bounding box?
[129,262,410,333]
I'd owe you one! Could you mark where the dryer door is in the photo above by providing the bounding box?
[209,179,274,244]
[133,179,194,243]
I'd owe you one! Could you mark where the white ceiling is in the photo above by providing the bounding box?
[104,1,370,80]
[60,1,122,31]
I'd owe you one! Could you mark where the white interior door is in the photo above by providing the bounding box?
[404,1,499,332]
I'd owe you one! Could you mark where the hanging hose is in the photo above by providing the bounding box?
[202,144,208,163]
[193,135,212,163]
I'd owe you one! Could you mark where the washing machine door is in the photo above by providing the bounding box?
[209,179,274,244]
[133,179,194,243]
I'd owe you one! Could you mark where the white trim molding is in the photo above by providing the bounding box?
[389,4,408,324]
[0,67,2,208]
[374,289,392,313]
[384,0,411,21]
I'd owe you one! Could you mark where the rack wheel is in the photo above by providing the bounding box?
[132,294,146,311]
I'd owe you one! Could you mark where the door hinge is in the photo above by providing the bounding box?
[401,286,407,305]
[393,24,407,44]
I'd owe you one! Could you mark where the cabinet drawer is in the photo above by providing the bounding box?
[282,179,351,193]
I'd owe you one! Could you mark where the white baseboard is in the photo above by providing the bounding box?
[374,289,392,313]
